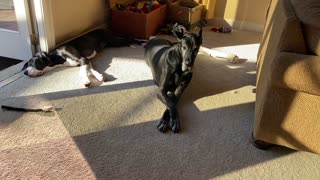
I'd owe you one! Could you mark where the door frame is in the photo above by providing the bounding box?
[32,0,55,52]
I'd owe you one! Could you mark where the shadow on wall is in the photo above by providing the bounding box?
[211,0,270,31]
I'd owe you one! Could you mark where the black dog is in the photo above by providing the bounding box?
[144,24,202,133]
[23,28,142,87]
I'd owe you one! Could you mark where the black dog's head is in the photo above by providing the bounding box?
[22,51,52,77]
[172,24,202,72]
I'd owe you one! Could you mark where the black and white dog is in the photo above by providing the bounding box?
[144,24,202,133]
[23,28,142,87]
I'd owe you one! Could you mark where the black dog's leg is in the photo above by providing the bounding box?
[78,57,91,87]
[156,89,181,133]
[165,72,192,133]
[157,108,180,133]
[174,72,193,102]
[155,88,174,136]
[156,72,192,133]
[157,88,175,109]
[80,49,105,83]
[169,107,180,133]
[58,46,92,87]
[157,109,170,132]
[156,88,178,133]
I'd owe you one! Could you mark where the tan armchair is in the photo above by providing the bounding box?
[253,0,320,153]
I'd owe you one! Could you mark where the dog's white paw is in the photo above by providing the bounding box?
[149,36,156,40]
[96,75,105,82]
[95,72,104,81]
[100,76,106,82]
[91,70,104,82]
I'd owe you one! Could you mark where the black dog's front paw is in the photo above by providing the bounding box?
[169,110,180,133]
[157,119,169,133]
[170,117,180,133]
[157,109,171,133]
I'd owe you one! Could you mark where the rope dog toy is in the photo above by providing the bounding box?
[1,105,54,112]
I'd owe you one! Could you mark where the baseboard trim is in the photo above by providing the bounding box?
[207,18,264,33]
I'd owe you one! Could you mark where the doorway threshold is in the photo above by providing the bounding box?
[0,61,25,88]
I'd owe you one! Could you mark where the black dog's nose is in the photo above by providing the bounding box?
[24,71,28,76]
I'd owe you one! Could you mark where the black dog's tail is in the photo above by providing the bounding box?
[127,38,147,45]
[105,37,146,47]
[103,29,146,47]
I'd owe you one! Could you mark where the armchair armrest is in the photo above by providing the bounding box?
[271,52,320,96]
[257,0,306,79]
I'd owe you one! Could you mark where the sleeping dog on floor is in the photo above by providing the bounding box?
[144,24,202,133]
[23,28,142,87]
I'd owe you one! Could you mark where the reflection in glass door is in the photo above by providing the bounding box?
[0,0,18,31]
[0,0,33,61]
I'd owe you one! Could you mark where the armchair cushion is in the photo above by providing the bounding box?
[290,0,320,55]
[271,52,320,96]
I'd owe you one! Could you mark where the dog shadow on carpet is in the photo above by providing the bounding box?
[68,102,296,180]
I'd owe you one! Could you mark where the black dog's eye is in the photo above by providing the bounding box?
[182,46,187,50]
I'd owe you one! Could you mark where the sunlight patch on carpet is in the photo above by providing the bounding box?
[194,86,256,112]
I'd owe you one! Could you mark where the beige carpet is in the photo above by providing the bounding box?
[1,27,320,179]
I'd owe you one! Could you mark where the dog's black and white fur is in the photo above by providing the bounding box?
[144,24,202,133]
[23,28,141,87]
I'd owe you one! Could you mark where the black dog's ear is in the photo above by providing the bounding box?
[197,27,203,44]
[22,62,28,70]
[35,51,48,58]
[42,51,49,57]
[198,27,202,38]
[172,23,187,40]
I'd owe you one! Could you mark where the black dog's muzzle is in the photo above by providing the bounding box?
[23,51,52,77]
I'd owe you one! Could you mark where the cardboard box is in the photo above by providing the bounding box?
[111,4,168,39]
[168,0,203,25]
